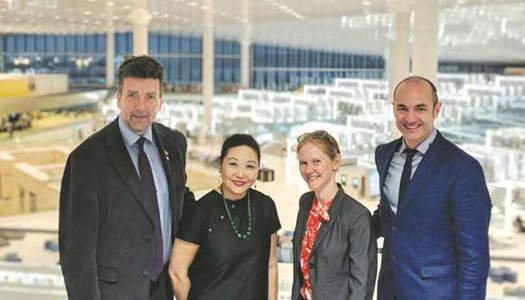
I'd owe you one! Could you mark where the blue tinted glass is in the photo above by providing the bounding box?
[86,35,95,53]
[160,33,169,54]
[27,35,36,52]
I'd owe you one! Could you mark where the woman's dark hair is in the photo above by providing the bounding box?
[220,134,261,165]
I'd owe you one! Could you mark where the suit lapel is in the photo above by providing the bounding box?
[152,124,176,205]
[293,194,313,265]
[310,186,345,256]
[396,132,446,216]
[106,118,155,225]
[379,138,401,215]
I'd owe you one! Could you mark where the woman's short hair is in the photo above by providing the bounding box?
[220,134,261,165]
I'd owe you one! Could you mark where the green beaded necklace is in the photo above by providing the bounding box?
[221,186,252,240]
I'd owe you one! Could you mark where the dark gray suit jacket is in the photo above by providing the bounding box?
[59,118,192,300]
[291,185,377,300]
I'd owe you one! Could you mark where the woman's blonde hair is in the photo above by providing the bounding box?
[296,130,341,160]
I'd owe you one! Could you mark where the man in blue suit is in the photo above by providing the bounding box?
[374,75,491,300]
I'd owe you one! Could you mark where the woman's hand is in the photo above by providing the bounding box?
[268,233,279,300]
[169,238,200,300]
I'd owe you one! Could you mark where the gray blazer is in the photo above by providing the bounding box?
[59,118,192,300]
[291,185,377,300]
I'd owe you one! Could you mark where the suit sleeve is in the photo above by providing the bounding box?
[451,158,491,299]
[59,150,101,300]
[348,210,378,300]
[372,146,382,238]
[177,130,195,209]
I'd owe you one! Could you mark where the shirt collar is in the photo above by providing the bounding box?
[118,116,153,147]
[398,128,437,155]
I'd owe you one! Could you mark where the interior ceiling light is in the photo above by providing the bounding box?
[188,1,198,7]
[106,1,114,6]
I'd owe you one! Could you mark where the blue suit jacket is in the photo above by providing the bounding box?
[374,131,491,300]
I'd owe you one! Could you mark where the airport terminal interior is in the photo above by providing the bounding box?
[1,0,525,299]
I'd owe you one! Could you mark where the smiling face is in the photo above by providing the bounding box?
[297,142,340,194]
[219,145,259,200]
[393,79,441,149]
[117,77,162,135]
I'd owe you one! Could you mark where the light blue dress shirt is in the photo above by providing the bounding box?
[118,117,172,265]
[383,128,437,214]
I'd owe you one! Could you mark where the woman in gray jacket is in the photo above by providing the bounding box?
[292,130,377,300]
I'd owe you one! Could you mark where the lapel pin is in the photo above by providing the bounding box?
[164,150,170,160]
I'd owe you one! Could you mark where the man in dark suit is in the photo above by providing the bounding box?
[59,56,192,300]
[374,76,491,300]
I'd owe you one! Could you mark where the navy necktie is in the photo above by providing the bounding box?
[398,148,418,208]
[137,137,164,280]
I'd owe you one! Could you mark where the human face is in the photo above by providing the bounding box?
[117,77,162,135]
[298,142,340,194]
[393,81,441,149]
[220,145,259,200]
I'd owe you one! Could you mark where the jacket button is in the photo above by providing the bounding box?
[143,270,149,276]
[145,237,152,243]
[392,254,398,260]
[309,263,315,269]
[392,226,398,231]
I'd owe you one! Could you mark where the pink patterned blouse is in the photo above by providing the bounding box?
[299,198,333,300]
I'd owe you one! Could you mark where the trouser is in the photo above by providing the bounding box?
[149,265,173,300]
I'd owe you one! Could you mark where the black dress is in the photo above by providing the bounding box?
[177,188,281,300]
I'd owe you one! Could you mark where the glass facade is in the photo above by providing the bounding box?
[0,32,515,92]
[252,44,385,90]
[2,33,107,87]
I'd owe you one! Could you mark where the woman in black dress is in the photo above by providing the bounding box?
[169,134,281,300]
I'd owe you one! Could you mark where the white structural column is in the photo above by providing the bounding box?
[412,0,439,84]
[201,0,214,140]
[240,0,252,88]
[128,0,151,56]
[106,16,115,87]
[387,11,411,99]
[240,25,252,88]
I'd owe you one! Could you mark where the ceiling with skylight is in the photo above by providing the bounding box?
[0,0,524,63]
